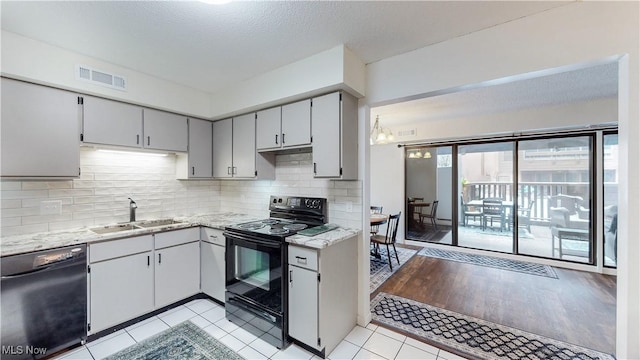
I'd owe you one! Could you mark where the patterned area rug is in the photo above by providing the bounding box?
[370,246,418,293]
[105,321,244,360]
[371,293,615,360]
[418,247,558,279]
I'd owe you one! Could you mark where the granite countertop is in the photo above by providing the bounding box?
[1,213,360,256]
[0,212,260,257]
[286,226,360,249]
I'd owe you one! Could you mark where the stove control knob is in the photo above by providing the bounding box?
[312,199,320,208]
[305,199,312,207]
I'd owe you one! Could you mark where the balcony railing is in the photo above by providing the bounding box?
[462,181,617,223]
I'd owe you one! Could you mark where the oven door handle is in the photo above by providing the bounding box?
[227,296,277,323]
[224,232,282,248]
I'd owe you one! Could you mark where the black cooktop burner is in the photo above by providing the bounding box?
[239,223,265,230]
[269,228,289,235]
[283,223,307,231]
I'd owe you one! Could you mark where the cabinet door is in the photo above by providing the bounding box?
[311,93,341,177]
[232,113,257,178]
[143,109,188,152]
[83,96,142,148]
[256,107,282,151]
[212,118,233,178]
[90,252,154,333]
[155,242,200,308]
[201,241,226,302]
[1,78,80,177]
[188,118,213,178]
[289,265,319,349]
[282,99,311,148]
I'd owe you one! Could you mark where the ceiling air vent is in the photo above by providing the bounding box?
[76,65,127,91]
[397,129,417,137]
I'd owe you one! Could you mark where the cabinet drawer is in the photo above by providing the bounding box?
[155,227,200,249]
[288,245,318,271]
[90,235,153,263]
[201,227,225,246]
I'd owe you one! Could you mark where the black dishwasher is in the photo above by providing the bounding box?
[1,245,87,360]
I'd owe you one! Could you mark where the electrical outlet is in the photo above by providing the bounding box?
[40,200,62,215]
[346,201,353,212]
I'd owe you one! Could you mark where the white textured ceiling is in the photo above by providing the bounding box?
[0,1,569,93]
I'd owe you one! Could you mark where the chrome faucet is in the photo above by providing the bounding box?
[128,198,137,222]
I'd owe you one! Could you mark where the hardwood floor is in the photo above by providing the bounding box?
[372,245,617,355]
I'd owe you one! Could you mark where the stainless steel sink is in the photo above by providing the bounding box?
[90,223,140,234]
[134,219,185,228]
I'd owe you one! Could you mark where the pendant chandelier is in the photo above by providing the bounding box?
[370,115,394,145]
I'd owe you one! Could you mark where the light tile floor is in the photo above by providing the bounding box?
[54,299,469,360]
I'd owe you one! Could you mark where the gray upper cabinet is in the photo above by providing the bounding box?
[256,107,282,151]
[1,78,80,178]
[143,109,188,152]
[83,97,188,152]
[256,99,311,151]
[311,92,358,179]
[213,115,275,179]
[232,113,258,178]
[177,118,212,179]
[281,99,311,148]
[82,96,143,148]
[212,118,233,178]
[187,118,213,178]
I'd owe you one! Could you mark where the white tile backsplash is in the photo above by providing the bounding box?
[1,150,362,236]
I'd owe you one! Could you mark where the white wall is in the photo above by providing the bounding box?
[365,2,639,357]
[209,45,366,119]
[370,144,405,240]
[1,31,211,117]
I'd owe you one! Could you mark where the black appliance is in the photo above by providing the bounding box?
[1,245,87,360]
[224,195,327,349]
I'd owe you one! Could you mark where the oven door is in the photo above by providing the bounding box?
[225,232,285,315]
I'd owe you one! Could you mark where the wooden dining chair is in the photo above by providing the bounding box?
[482,198,504,231]
[370,212,401,271]
[370,205,384,237]
[419,200,439,230]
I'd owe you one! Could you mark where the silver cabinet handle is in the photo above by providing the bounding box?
[227,167,231,175]
[137,135,140,144]
[289,270,293,283]
[209,235,218,239]
[158,253,162,264]
[147,255,150,267]
[192,166,195,175]
[275,134,278,144]
[282,133,285,144]
[313,163,317,174]
[147,136,151,146]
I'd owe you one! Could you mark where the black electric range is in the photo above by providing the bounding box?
[223,195,327,349]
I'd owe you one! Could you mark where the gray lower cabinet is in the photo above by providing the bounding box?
[200,228,226,302]
[88,228,200,334]
[88,235,155,334]
[1,77,80,178]
[154,229,201,308]
[287,237,357,357]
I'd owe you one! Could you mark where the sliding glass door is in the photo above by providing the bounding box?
[405,146,453,244]
[457,142,514,252]
[516,136,593,263]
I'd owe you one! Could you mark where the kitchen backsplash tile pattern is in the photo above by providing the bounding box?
[220,152,362,229]
[1,150,362,237]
